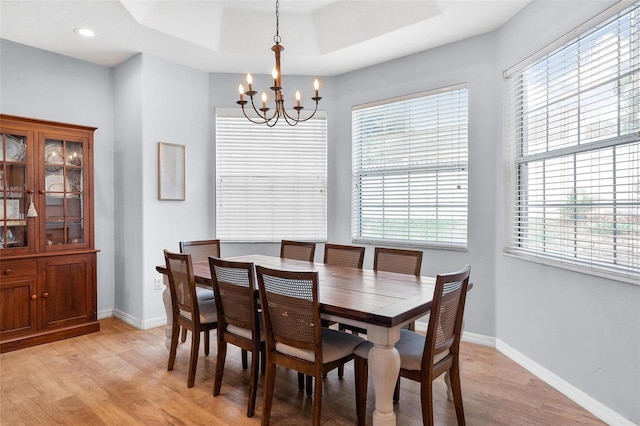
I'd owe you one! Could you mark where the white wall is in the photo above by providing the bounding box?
[494,2,640,423]
[113,53,211,326]
[0,39,116,316]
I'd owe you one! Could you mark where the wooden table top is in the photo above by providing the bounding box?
[157,254,438,328]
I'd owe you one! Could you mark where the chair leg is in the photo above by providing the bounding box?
[187,330,200,388]
[354,357,368,426]
[312,373,323,426]
[450,363,466,426]
[338,364,344,378]
[306,374,313,397]
[247,348,260,417]
[181,326,187,343]
[242,349,248,370]
[168,321,180,371]
[420,380,435,426]
[393,377,401,401]
[204,329,210,356]
[261,362,277,426]
[298,372,305,391]
[213,339,227,396]
[260,347,266,374]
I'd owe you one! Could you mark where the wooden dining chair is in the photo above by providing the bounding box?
[374,246,423,332]
[374,246,423,276]
[180,239,221,263]
[164,250,218,388]
[179,239,220,342]
[209,257,264,417]
[324,243,368,366]
[323,243,365,269]
[280,240,316,262]
[354,264,471,426]
[256,266,365,426]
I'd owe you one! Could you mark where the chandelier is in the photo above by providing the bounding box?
[236,0,322,126]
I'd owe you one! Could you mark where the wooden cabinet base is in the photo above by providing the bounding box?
[0,321,100,353]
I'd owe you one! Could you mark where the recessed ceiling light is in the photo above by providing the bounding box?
[74,28,95,37]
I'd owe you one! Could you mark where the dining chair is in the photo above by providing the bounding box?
[209,257,264,417]
[323,243,365,269]
[280,240,316,262]
[374,246,423,332]
[164,250,218,388]
[179,239,220,342]
[256,265,365,426]
[354,264,471,426]
[179,239,221,262]
[324,243,368,371]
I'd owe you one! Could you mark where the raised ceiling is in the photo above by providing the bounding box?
[0,0,530,76]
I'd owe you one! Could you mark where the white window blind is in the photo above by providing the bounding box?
[215,109,327,242]
[352,85,468,248]
[504,2,640,282]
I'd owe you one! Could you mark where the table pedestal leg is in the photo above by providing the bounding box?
[366,323,402,426]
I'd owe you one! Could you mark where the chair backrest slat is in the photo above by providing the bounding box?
[180,239,221,263]
[324,243,365,269]
[424,265,471,367]
[164,250,199,320]
[374,247,423,276]
[280,240,316,262]
[256,266,320,354]
[209,258,257,333]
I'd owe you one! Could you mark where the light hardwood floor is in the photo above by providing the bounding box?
[1,318,604,425]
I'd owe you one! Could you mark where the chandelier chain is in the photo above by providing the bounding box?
[274,0,281,44]
[237,0,322,126]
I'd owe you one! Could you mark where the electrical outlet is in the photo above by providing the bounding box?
[154,276,164,290]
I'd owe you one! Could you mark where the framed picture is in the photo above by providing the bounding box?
[158,142,185,200]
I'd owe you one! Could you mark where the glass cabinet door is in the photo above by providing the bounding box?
[1,131,29,251]
[42,137,87,249]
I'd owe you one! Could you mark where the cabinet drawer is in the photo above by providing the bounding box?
[0,259,37,279]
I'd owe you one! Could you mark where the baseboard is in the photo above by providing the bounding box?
[496,339,636,426]
[415,321,496,348]
[462,331,496,347]
[97,309,114,320]
[144,316,168,330]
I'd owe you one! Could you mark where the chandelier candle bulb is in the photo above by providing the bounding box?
[295,90,301,107]
[238,84,245,101]
[261,92,268,108]
[246,73,253,91]
[314,79,320,98]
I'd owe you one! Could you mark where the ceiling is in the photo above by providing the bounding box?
[0,0,530,76]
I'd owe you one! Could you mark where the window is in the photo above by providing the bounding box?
[215,109,327,242]
[352,85,469,248]
[504,2,640,281]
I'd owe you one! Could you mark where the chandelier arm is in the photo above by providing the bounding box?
[282,101,321,123]
[247,95,280,124]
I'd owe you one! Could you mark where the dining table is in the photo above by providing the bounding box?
[157,253,455,426]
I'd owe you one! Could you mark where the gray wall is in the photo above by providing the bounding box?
[1,0,638,422]
[0,39,116,316]
[495,1,640,422]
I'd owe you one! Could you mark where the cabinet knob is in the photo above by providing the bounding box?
[31,294,37,300]
[39,189,46,194]
[3,269,11,275]
[42,292,49,298]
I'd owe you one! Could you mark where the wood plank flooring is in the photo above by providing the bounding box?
[1,318,604,425]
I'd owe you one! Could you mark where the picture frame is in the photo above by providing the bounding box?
[158,142,185,201]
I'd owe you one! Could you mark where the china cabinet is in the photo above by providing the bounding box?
[0,114,99,352]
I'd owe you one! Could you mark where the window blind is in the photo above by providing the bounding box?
[504,2,640,281]
[352,85,468,248]
[215,109,327,242]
